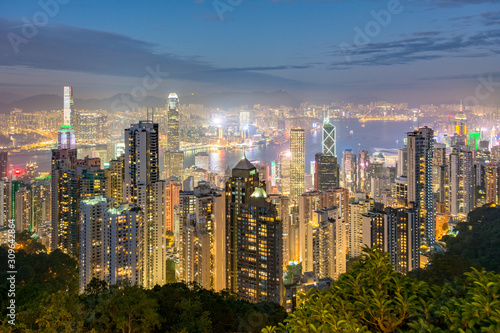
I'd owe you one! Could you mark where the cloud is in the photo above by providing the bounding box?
[0,17,315,91]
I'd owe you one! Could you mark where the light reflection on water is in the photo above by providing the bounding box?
[8,119,419,174]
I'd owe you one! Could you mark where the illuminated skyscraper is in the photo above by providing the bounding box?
[166,93,180,152]
[349,195,373,259]
[322,118,336,156]
[63,86,73,126]
[358,150,370,192]
[105,155,125,204]
[277,151,291,196]
[407,127,435,247]
[315,153,340,191]
[79,196,143,292]
[290,129,305,204]
[485,162,499,204]
[0,151,7,179]
[195,152,210,171]
[342,149,357,194]
[455,102,467,136]
[225,157,261,293]
[450,145,473,217]
[237,187,282,303]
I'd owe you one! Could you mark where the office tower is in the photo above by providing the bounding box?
[166,93,180,152]
[299,188,349,273]
[51,127,78,253]
[407,127,435,247]
[15,186,31,232]
[310,161,316,188]
[315,153,340,191]
[485,162,499,204]
[123,121,159,203]
[0,151,7,179]
[277,151,291,196]
[195,152,210,171]
[225,157,261,293]
[358,150,370,192]
[78,161,105,202]
[396,148,407,178]
[304,173,313,190]
[322,118,336,155]
[269,194,292,264]
[237,187,282,303]
[371,177,391,201]
[165,151,184,181]
[450,145,473,217]
[362,205,419,273]
[455,103,467,135]
[290,129,305,204]
[63,86,73,126]
[433,143,448,213]
[123,121,164,288]
[348,196,374,259]
[0,181,7,226]
[31,179,51,233]
[342,149,357,194]
[165,179,181,233]
[79,113,98,143]
[79,196,143,293]
[239,110,250,132]
[177,183,225,291]
[393,176,409,207]
[312,207,346,280]
[105,155,124,204]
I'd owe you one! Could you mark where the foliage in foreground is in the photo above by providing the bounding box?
[264,248,500,332]
[0,245,285,332]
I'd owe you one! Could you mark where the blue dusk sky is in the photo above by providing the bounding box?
[0,0,499,104]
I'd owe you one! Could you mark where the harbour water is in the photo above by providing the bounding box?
[8,118,420,174]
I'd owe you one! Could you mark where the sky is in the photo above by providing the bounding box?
[0,0,499,105]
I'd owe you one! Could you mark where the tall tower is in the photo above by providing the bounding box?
[63,86,73,126]
[237,187,282,303]
[314,153,340,191]
[450,145,473,217]
[290,129,305,204]
[225,157,261,293]
[0,151,8,179]
[342,149,357,194]
[166,93,180,152]
[322,117,336,156]
[407,127,435,248]
[455,102,467,136]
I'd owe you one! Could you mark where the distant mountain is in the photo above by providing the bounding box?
[0,90,302,114]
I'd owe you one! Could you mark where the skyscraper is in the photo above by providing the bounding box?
[79,196,143,292]
[450,145,473,217]
[290,129,305,204]
[166,93,180,152]
[63,86,73,126]
[123,121,164,288]
[455,103,467,136]
[105,155,125,204]
[225,157,261,293]
[407,127,435,247]
[51,127,78,253]
[358,150,370,193]
[237,187,282,303]
[0,151,7,179]
[322,118,336,156]
[195,152,210,171]
[342,149,357,194]
[315,153,340,191]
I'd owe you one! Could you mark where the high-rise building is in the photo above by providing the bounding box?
[177,183,225,291]
[342,149,357,194]
[63,86,73,126]
[450,145,473,217]
[165,179,181,234]
[362,205,419,273]
[348,195,373,259]
[237,187,282,303]
[165,151,184,181]
[290,129,305,204]
[239,110,250,132]
[51,131,78,253]
[277,151,291,196]
[79,196,143,293]
[407,127,435,248]
[225,157,261,293]
[312,207,346,280]
[314,153,340,191]
[123,121,164,288]
[485,161,499,204]
[455,103,467,136]
[166,93,180,152]
[396,148,407,178]
[195,152,210,171]
[105,155,124,204]
[0,151,7,179]
[15,186,31,232]
[433,143,448,213]
[322,118,336,156]
[358,150,370,193]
